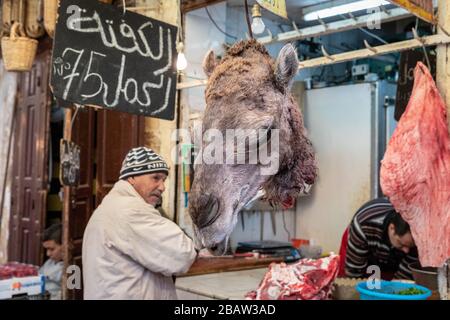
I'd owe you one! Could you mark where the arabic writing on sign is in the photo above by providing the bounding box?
[51,1,177,119]
[53,48,172,114]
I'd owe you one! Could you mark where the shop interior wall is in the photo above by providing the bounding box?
[0,61,18,264]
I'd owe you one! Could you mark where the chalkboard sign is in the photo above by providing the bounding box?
[50,0,178,120]
[395,49,436,121]
[60,139,80,187]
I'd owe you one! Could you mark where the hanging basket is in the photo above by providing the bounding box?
[44,0,59,38]
[1,23,38,72]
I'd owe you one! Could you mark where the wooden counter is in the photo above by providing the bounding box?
[176,268,268,300]
[179,257,284,277]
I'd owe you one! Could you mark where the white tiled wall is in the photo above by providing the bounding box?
[230,210,296,248]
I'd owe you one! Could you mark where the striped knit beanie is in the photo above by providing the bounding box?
[119,147,169,180]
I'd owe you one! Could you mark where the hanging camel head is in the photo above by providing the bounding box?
[189,40,317,255]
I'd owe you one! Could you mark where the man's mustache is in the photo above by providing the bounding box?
[149,192,162,198]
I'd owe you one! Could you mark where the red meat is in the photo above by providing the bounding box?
[246,254,340,300]
[0,262,39,279]
[380,62,450,267]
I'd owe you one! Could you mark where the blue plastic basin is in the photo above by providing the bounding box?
[356,280,432,300]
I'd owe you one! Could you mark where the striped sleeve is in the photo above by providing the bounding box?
[394,254,419,280]
[345,217,369,278]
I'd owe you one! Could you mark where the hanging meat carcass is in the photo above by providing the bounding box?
[380,62,450,268]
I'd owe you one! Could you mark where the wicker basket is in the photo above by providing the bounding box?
[1,23,38,72]
[44,0,59,38]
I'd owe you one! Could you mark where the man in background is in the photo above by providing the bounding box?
[339,198,419,280]
[40,223,64,300]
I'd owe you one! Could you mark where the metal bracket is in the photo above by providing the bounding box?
[364,40,378,53]
[412,27,423,43]
[379,4,390,15]
[347,12,357,21]
[266,28,273,41]
[438,24,450,37]
[384,96,396,108]
[317,16,328,30]
[292,20,301,36]
[321,45,334,61]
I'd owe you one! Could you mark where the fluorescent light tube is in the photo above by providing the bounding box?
[304,0,390,21]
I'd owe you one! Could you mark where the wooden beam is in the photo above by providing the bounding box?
[257,7,412,45]
[62,107,72,301]
[388,0,435,24]
[181,0,225,13]
[177,79,208,90]
[298,34,450,69]
[177,34,450,90]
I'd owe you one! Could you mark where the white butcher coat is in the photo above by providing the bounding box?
[82,180,197,300]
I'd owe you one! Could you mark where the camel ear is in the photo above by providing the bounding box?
[274,44,298,92]
[203,50,218,77]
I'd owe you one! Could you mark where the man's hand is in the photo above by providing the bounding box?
[197,248,215,258]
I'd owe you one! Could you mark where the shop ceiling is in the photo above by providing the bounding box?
[177,1,450,90]
[182,0,336,18]
[182,0,400,25]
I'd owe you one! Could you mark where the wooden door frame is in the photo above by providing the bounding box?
[62,108,72,300]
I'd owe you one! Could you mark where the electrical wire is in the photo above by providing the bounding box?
[358,27,388,44]
[414,17,432,71]
[177,0,183,43]
[337,14,388,45]
[244,0,253,39]
[282,210,291,242]
[205,7,237,40]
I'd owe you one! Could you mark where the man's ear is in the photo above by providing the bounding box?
[388,223,395,234]
[274,43,299,92]
[203,50,218,77]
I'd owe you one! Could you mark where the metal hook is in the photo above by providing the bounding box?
[412,27,423,43]
[412,27,432,71]
[69,104,82,136]
[292,21,301,35]
[347,12,357,21]
[364,40,378,53]
[379,5,390,15]
[321,46,334,61]
[438,24,450,37]
[317,17,328,30]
